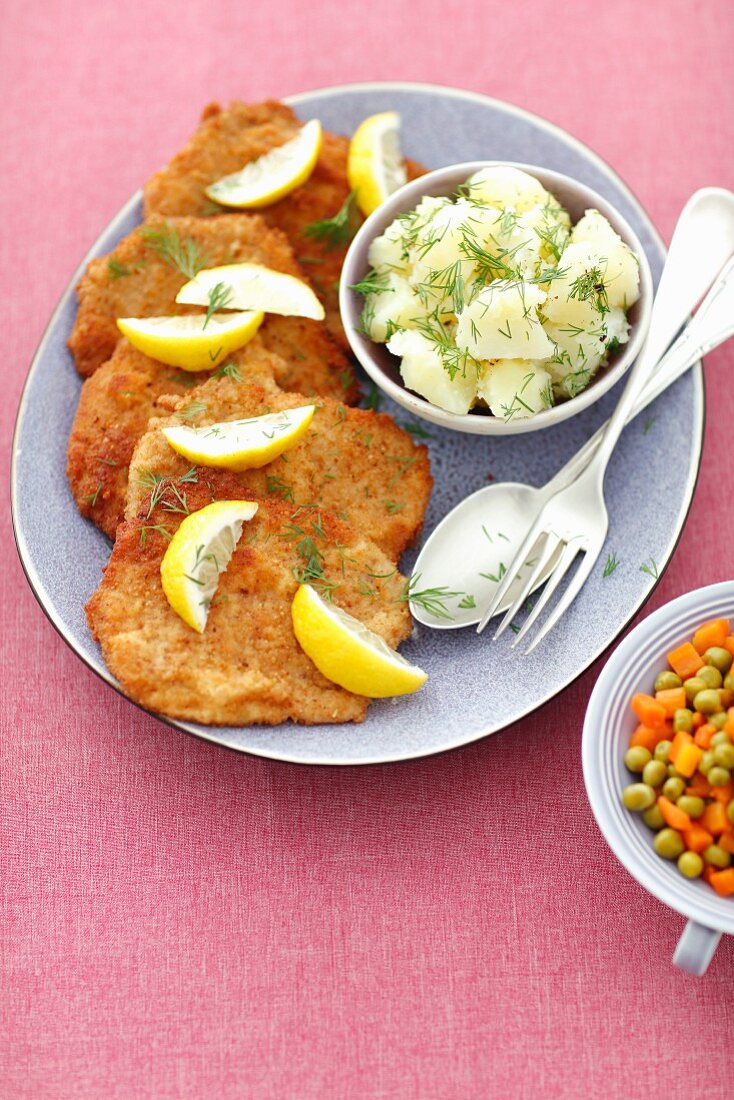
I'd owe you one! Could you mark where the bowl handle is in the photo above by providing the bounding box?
[672,920,721,975]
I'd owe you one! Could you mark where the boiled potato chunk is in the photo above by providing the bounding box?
[368,219,409,273]
[455,281,554,361]
[544,306,630,398]
[361,273,429,341]
[542,241,611,328]
[478,359,553,420]
[388,329,478,414]
[570,210,640,309]
[464,166,550,214]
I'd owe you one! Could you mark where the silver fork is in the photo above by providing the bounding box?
[476,187,734,651]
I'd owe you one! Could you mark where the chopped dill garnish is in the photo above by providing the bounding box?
[400,419,432,439]
[642,415,657,435]
[480,563,507,584]
[383,500,405,514]
[213,360,242,381]
[176,401,208,421]
[568,266,609,316]
[96,456,120,467]
[400,575,463,621]
[168,370,200,388]
[640,557,659,579]
[458,594,476,609]
[364,383,383,411]
[602,552,620,577]
[303,190,360,249]
[266,475,295,503]
[82,484,102,508]
[141,224,208,279]
[139,524,172,545]
[350,270,391,296]
[204,282,234,328]
[107,259,130,279]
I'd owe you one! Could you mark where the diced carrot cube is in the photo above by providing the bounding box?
[692,619,730,655]
[717,832,734,855]
[703,865,718,886]
[683,823,714,853]
[711,782,733,805]
[675,742,704,778]
[629,726,658,751]
[724,636,734,660]
[710,868,734,897]
[686,773,711,798]
[702,801,729,835]
[692,712,705,729]
[667,642,704,680]
[658,796,692,831]
[669,730,694,764]
[655,687,687,716]
[694,723,716,749]
[631,693,667,728]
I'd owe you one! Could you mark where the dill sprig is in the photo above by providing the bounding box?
[141,224,208,279]
[640,557,659,579]
[602,552,620,577]
[568,266,610,316]
[175,401,208,421]
[400,575,464,621]
[303,191,360,249]
[204,282,234,328]
[213,361,242,381]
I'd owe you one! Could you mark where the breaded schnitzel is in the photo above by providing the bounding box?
[125,372,432,560]
[66,336,283,539]
[68,212,358,402]
[142,101,425,350]
[86,490,411,725]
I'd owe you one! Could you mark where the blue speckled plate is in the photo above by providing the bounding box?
[11,83,704,765]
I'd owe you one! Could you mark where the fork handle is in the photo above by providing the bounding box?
[548,253,734,493]
[590,188,734,476]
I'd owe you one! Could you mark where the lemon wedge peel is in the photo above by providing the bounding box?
[116,311,264,371]
[291,584,427,698]
[176,263,324,321]
[162,405,316,471]
[347,111,407,217]
[160,500,259,633]
[205,119,322,209]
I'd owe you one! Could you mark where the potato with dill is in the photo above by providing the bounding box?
[357,166,640,420]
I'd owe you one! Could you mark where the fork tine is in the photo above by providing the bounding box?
[476,526,547,634]
[493,533,561,640]
[510,541,581,649]
[523,546,602,655]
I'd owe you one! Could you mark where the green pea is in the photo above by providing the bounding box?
[668,765,684,779]
[622,783,656,811]
[624,746,652,773]
[684,676,707,703]
[673,708,694,733]
[713,743,734,770]
[655,670,683,692]
[643,804,666,830]
[725,674,734,693]
[699,751,716,776]
[708,766,731,788]
[663,777,686,800]
[678,851,704,878]
[643,760,668,788]
[711,729,732,746]
[727,799,734,826]
[676,795,705,819]
[704,647,733,674]
[654,828,685,860]
[654,740,673,763]
[698,665,723,690]
[693,689,723,715]
[703,845,732,869]
[710,714,729,732]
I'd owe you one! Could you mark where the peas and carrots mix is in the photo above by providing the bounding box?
[622,617,734,898]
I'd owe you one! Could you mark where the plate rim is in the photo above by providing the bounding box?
[10,80,705,766]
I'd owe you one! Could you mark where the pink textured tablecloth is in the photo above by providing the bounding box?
[3,2,734,1096]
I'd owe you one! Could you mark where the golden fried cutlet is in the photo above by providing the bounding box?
[125,373,433,560]
[66,336,283,539]
[68,212,359,403]
[86,490,411,726]
[142,100,425,350]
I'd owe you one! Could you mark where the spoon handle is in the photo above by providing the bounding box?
[545,253,734,494]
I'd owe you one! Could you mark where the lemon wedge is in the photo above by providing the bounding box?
[116,311,264,370]
[160,500,258,632]
[347,111,407,217]
[291,584,427,698]
[176,263,324,320]
[162,405,315,471]
[205,119,322,209]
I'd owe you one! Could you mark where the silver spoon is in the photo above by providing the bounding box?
[411,244,734,630]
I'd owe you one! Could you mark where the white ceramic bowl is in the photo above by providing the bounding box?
[339,161,653,435]
[583,582,734,976]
